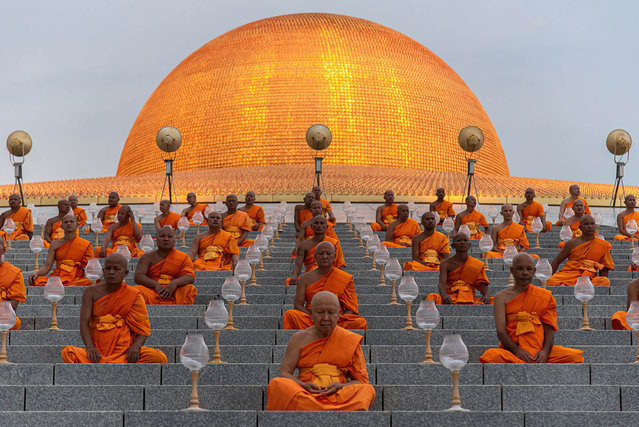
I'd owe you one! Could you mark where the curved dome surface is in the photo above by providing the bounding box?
[117,13,509,177]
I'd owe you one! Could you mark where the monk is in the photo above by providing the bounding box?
[181,192,209,226]
[557,199,586,248]
[614,194,639,241]
[69,194,87,228]
[222,194,252,247]
[154,199,181,232]
[557,184,591,225]
[95,206,144,258]
[43,199,72,244]
[479,253,584,363]
[312,186,336,224]
[546,215,614,287]
[0,193,33,240]
[239,191,265,232]
[61,254,168,363]
[30,214,93,286]
[403,212,450,271]
[97,192,121,232]
[267,291,375,410]
[454,195,489,239]
[284,242,366,330]
[189,211,239,271]
[517,188,551,232]
[426,233,490,304]
[133,227,196,304]
[381,204,421,247]
[371,190,397,232]
[0,237,26,330]
[487,204,538,259]
[294,193,316,233]
[611,279,639,330]
[296,200,339,249]
[429,188,455,225]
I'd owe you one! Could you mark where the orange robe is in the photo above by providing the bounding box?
[403,231,450,271]
[556,197,591,225]
[371,204,397,231]
[298,208,313,228]
[242,205,265,232]
[459,210,489,239]
[611,295,637,330]
[521,201,552,232]
[266,326,375,411]
[426,256,490,304]
[185,203,209,226]
[557,219,582,248]
[614,212,639,241]
[61,283,167,363]
[283,268,367,330]
[479,285,584,363]
[33,237,94,286]
[546,238,614,287]
[95,221,144,258]
[487,223,539,259]
[133,249,197,304]
[4,207,33,240]
[73,207,88,227]
[0,261,26,330]
[223,211,252,247]
[286,236,346,286]
[382,218,422,247]
[319,199,336,224]
[158,212,181,230]
[432,200,455,224]
[192,230,239,271]
[100,205,121,232]
[50,220,64,241]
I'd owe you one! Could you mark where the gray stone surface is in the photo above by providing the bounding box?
[162,363,269,385]
[484,364,590,385]
[258,411,390,427]
[375,363,483,385]
[25,385,144,410]
[391,411,524,427]
[0,364,53,385]
[0,386,26,410]
[525,411,639,426]
[124,410,256,427]
[0,411,123,427]
[383,385,502,411]
[502,385,620,411]
[145,385,263,410]
[54,363,162,385]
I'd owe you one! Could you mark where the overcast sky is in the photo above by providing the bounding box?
[1,0,637,189]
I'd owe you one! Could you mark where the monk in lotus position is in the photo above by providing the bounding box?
[0,237,26,330]
[61,253,168,364]
[454,195,489,239]
[371,190,397,232]
[403,212,450,271]
[614,194,639,241]
[284,242,366,330]
[611,279,639,330]
[95,206,144,258]
[239,191,265,232]
[487,204,538,259]
[430,188,455,225]
[154,199,181,232]
[517,188,551,232]
[557,184,591,225]
[30,214,93,286]
[546,215,613,287]
[0,193,33,240]
[294,193,316,233]
[557,199,585,248]
[222,194,252,247]
[181,192,209,226]
[295,200,339,249]
[189,211,239,271]
[97,192,121,232]
[267,291,375,410]
[43,199,72,244]
[426,233,490,304]
[312,186,336,224]
[381,204,421,247]
[133,227,196,305]
[68,194,87,228]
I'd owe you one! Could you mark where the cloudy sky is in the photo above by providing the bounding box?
[1,0,637,189]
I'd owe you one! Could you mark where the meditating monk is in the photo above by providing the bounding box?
[426,232,490,304]
[43,199,72,244]
[239,191,265,232]
[487,204,538,259]
[381,204,421,247]
[222,194,252,247]
[294,193,316,233]
[556,184,591,225]
[614,194,639,241]
[267,291,375,411]
[69,194,87,228]
[403,212,450,271]
[61,253,168,364]
[0,193,33,240]
[611,279,639,330]
[479,253,584,363]
[517,188,551,232]
[429,188,455,225]
[181,192,209,226]
[284,242,366,330]
[557,199,586,248]
[97,192,121,232]
[189,211,239,271]
[546,215,614,287]
[154,199,181,232]
[312,186,336,224]
[94,206,144,258]
[296,200,339,245]
[371,190,397,232]
[0,237,26,330]
[133,227,196,305]
[30,214,93,286]
[454,196,489,239]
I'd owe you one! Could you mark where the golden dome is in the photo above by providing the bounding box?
[117,13,508,177]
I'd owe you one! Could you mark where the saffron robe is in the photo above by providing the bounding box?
[0,262,26,330]
[242,205,265,232]
[158,212,181,230]
[94,221,144,258]
[73,207,88,227]
[556,197,591,225]
[34,237,94,286]
[546,238,614,287]
[185,203,209,226]
[4,207,33,240]
[382,218,422,247]
[223,211,252,247]
[611,293,637,330]
[100,205,121,232]
[371,204,397,231]
[192,230,239,271]
[487,223,538,259]
[285,236,346,286]
[479,285,584,363]
[266,326,375,411]
[521,201,552,232]
[403,231,450,271]
[459,210,489,239]
[432,200,455,224]
[133,249,197,304]
[614,211,639,241]
[319,199,336,224]
[283,268,367,330]
[426,256,490,304]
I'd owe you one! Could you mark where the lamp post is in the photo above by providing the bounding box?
[306,124,332,192]
[6,130,32,206]
[457,126,484,203]
[606,129,632,207]
[156,126,182,204]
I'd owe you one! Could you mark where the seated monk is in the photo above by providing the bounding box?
[189,211,239,271]
[426,233,490,304]
[133,227,197,304]
[284,242,366,330]
[294,192,316,233]
[181,192,209,226]
[611,279,639,330]
[0,193,33,240]
[614,194,639,241]
[61,254,168,364]
[30,214,93,286]
[69,194,87,228]
[43,199,73,245]
[97,192,121,232]
[267,291,375,410]
[546,215,613,287]
[371,190,397,232]
[94,206,144,258]
[154,199,181,232]
[429,187,455,225]
[487,204,539,259]
[479,253,584,363]
[381,204,421,247]
[239,191,266,232]
[0,237,26,330]
[403,212,450,271]
[517,188,552,232]
[222,194,253,247]
[557,199,586,248]
[294,200,339,255]
[454,195,489,239]
[312,186,336,224]
[556,184,591,226]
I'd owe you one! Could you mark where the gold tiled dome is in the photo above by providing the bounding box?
[117,13,509,177]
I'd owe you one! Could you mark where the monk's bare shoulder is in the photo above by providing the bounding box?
[563,237,584,252]
[494,286,518,305]
[457,210,469,220]
[412,233,427,244]
[49,238,67,251]
[493,223,506,233]
[439,256,455,271]
[289,327,320,349]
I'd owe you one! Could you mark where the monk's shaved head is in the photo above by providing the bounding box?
[105,253,127,269]
[245,191,256,204]
[510,253,536,285]
[625,194,636,208]
[108,192,120,207]
[315,240,337,268]
[512,252,535,268]
[310,200,323,216]
[311,290,340,311]
[316,241,335,253]
[58,199,71,214]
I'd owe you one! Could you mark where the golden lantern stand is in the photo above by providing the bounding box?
[6,130,33,206]
[306,124,332,193]
[457,126,484,203]
[606,129,632,207]
[156,126,182,204]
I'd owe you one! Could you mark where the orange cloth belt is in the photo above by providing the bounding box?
[420,249,440,265]
[573,229,583,237]
[114,236,136,247]
[0,288,7,300]
[157,274,173,285]
[95,314,124,331]
[450,280,475,304]
[579,259,603,274]
[397,235,412,245]
[104,215,116,223]
[525,216,535,224]
[59,259,79,273]
[497,238,517,251]
[437,210,447,218]
[226,225,241,239]
[383,215,396,224]
[507,311,541,336]
[466,222,478,234]
[203,245,224,260]
[298,363,348,388]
